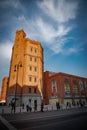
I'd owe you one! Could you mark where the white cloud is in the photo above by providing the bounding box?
[37,0,78,23]
[0,41,12,60]
[16,15,75,54]
[56,25,72,37]
[35,18,56,42]
[36,0,79,54]
[35,18,72,41]
[2,0,79,55]
[50,37,67,53]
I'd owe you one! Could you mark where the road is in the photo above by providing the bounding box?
[2,107,87,130]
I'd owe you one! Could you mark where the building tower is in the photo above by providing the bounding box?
[7,29,44,106]
[0,77,9,103]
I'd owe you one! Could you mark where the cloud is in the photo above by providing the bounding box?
[0,41,12,60]
[36,0,80,54]
[34,18,73,54]
[16,15,77,54]
[37,0,79,23]
[0,0,22,9]
[0,0,79,55]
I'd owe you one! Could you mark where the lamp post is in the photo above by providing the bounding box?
[14,62,22,112]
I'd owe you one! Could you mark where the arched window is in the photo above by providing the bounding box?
[64,78,70,95]
[51,79,57,95]
[72,80,78,95]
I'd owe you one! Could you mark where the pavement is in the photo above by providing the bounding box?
[0,120,9,130]
[0,115,17,130]
[0,105,87,130]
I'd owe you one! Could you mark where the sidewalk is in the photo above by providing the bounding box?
[0,104,85,114]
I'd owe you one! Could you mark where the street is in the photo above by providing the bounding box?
[1,107,87,130]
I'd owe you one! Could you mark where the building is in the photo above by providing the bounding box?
[1,29,87,107]
[0,77,9,103]
[43,71,87,105]
[7,29,44,106]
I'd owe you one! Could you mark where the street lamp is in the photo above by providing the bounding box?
[14,62,22,112]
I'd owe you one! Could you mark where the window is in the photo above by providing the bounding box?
[29,88,31,93]
[34,67,37,72]
[7,81,8,85]
[30,66,32,71]
[34,57,36,62]
[30,56,32,61]
[30,47,32,52]
[35,48,37,53]
[34,77,37,82]
[52,79,57,95]
[29,77,32,82]
[34,88,37,93]
[64,78,70,95]
[73,80,78,95]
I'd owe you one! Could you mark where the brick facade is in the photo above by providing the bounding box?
[43,71,87,105]
[0,77,8,103]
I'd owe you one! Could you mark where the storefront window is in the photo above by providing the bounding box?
[64,78,70,96]
[51,80,57,95]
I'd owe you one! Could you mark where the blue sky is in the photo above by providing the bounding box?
[0,0,87,90]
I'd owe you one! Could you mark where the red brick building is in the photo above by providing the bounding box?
[43,71,87,105]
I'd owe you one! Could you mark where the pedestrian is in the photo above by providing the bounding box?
[77,101,79,107]
[68,102,71,109]
[41,102,44,112]
[29,100,32,112]
[9,103,10,107]
[56,102,60,110]
[11,101,13,113]
[22,103,24,109]
[26,104,29,112]
[66,102,69,109]
[11,100,15,113]
[34,101,37,112]
[13,102,15,113]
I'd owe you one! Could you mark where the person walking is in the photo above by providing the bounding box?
[56,102,60,110]
[34,100,37,112]
[11,100,15,113]
[29,100,32,112]
[41,102,44,112]
[26,104,29,112]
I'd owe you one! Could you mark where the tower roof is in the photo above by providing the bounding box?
[16,29,26,37]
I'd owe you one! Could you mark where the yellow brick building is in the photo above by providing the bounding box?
[7,29,44,106]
